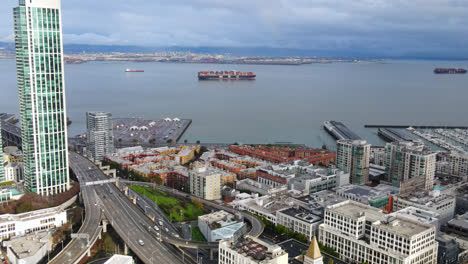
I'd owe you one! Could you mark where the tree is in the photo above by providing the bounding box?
[328,259,334,264]
[233,142,239,145]
[16,203,34,214]
[191,199,204,210]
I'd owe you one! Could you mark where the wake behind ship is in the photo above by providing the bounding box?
[198,71,256,80]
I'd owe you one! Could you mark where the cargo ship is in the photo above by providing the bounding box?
[125,69,144,72]
[198,71,256,80]
[434,68,467,74]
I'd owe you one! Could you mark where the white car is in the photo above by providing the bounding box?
[138,240,144,246]
[158,220,163,226]
[154,226,159,231]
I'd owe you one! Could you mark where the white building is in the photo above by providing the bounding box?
[4,163,24,182]
[0,204,68,239]
[189,167,221,200]
[336,140,371,185]
[198,210,245,242]
[219,235,288,264]
[370,146,386,167]
[447,151,468,178]
[104,255,134,264]
[236,179,288,196]
[276,207,322,241]
[392,190,456,225]
[4,232,52,264]
[87,112,115,161]
[319,200,438,264]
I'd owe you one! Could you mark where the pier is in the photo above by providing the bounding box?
[377,128,413,142]
[324,121,362,140]
[365,125,468,129]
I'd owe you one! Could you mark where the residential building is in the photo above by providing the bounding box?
[219,235,288,264]
[189,167,221,200]
[0,204,68,239]
[336,140,371,185]
[319,200,438,264]
[370,146,386,167]
[276,207,322,241]
[4,163,24,182]
[87,112,114,161]
[386,141,436,192]
[303,236,323,264]
[235,179,288,196]
[4,232,52,264]
[392,190,456,225]
[14,0,70,195]
[447,151,468,178]
[198,210,245,242]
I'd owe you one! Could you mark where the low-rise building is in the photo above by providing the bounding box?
[198,210,245,242]
[335,184,398,211]
[445,212,468,238]
[319,200,439,264]
[4,162,23,182]
[0,203,68,239]
[447,151,468,178]
[219,235,288,264]
[235,179,288,196]
[4,232,52,264]
[104,255,134,264]
[392,190,456,225]
[276,207,322,241]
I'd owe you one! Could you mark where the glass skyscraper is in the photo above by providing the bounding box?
[13,0,69,195]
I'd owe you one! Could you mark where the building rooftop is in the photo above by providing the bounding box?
[448,212,468,230]
[336,184,398,201]
[227,236,287,262]
[104,254,134,264]
[279,207,322,224]
[4,232,51,260]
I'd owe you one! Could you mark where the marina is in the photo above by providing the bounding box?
[407,127,465,153]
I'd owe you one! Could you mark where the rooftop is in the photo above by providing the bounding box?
[4,232,50,260]
[448,212,468,230]
[104,254,134,264]
[226,236,287,262]
[279,207,322,224]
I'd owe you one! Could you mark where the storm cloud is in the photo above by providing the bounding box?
[2,0,468,57]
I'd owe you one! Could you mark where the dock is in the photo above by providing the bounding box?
[365,125,468,129]
[377,128,413,143]
[324,121,362,141]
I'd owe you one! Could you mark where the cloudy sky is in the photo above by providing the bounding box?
[2,0,468,57]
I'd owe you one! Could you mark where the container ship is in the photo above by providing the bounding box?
[125,69,144,72]
[434,68,467,74]
[198,71,256,80]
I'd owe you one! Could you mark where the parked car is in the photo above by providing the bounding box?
[138,240,144,246]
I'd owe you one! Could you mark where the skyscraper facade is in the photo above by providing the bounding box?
[386,141,436,192]
[13,0,69,195]
[336,140,371,185]
[86,112,114,161]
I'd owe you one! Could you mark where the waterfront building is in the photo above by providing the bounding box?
[219,235,288,264]
[386,141,436,192]
[86,112,114,161]
[336,140,371,185]
[0,205,67,239]
[13,0,70,195]
[319,200,438,264]
[0,122,4,182]
[198,210,245,242]
[392,190,455,225]
[189,167,221,200]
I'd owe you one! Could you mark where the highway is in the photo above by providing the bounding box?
[57,153,185,264]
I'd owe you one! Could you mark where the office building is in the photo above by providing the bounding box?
[4,232,52,264]
[276,207,322,241]
[336,140,371,185]
[0,122,4,182]
[445,212,468,238]
[319,200,438,264]
[386,141,436,193]
[14,0,70,195]
[219,235,288,264]
[86,112,114,161]
[392,190,456,225]
[335,184,398,211]
[436,235,460,264]
[189,167,221,200]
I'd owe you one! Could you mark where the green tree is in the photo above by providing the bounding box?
[191,199,204,210]
[328,259,334,264]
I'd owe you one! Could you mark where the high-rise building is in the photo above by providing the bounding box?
[13,0,69,195]
[189,167,221,200]
[447,151,468,178]
[319,200,438,264]
[0,122,4,182]
[336,140,371,184]
[86,112,114,161]
[386,141,436,192]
